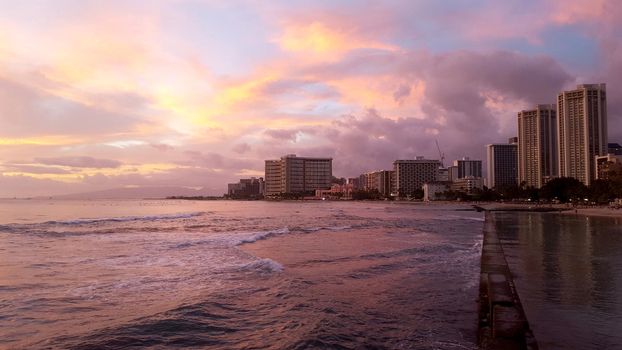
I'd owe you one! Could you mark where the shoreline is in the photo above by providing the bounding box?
[560,207,622,219]
[475,202,622,218]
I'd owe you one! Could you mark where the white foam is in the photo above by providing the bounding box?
[241,258,284,273]
[47,212,206,225]
[237,227,289,245]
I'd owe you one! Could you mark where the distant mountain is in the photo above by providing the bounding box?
[47,186,217,200]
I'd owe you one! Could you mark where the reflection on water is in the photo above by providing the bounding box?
[0,200,483,349]
[493,212,622,349]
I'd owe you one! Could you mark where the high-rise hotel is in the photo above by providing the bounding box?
[393,157,440,197]
[486,138,518,190]
[517,104,557,188]
[264,155,332,196]
[557,84,607,185]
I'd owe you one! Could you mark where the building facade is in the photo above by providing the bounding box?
[264,155,332,196]
[557,84,608,186]
[518,104,558,188]
[227,177,264,198]
[264,160,283,196]
[451,176,484,194]
[393,157,441,197]
[423,182,450,201]
[486,141,518,190]
[453,157,482,179]
[359,170,394,197]
[595,154,622,180]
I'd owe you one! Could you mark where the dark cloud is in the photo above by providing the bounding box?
[34,156,123,168]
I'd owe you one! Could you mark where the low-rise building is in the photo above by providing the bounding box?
[315,183,354,199]
[595,154,622,180]
[423,182,450,201]
[451,176,484,194]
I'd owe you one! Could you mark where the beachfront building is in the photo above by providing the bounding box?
[264,155,332,196]
[359,170,394,197]
[451,176,484,194]
[436,167,449,182]
[264,160,283,196]
[518,104,558,188]
[227,177,265,198]
[393,157,441,197]
[347,177,361,190]
[595,154,622,180]
[315,183,355,199]
[423,182,450,201]
[557,84,608,186]
[486,140,518,190]
[453,157,482,179]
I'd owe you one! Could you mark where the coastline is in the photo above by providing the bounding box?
[474,202,622,218]
[560,207,622,218]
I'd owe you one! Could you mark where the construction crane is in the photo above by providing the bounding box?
[435,140,445,168]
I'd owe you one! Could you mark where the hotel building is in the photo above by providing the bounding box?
[453,157,482,179]
[227,177,264,198]
[359,170,395,197]
[264,155,332,196]
[486,140,518,190]
[393,157,440,197]
[595,154,622,181]
[557,84,608,186]
[517,104,558,188]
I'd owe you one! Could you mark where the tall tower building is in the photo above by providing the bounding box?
[557,84,607,186]
[486,139,518,190]
[517,104,557,188]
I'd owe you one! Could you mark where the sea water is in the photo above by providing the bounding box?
[0,199,483,349]
[492,212,622,350]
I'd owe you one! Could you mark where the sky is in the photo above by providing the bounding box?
[1,0,621,197]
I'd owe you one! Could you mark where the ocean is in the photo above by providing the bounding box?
[0,200,484,349]
[492,212,622,350]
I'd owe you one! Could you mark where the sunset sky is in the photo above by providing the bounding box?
[1,0,621,197]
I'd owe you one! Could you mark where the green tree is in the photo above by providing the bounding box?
[540,177,587,203]
[588,179,614,204]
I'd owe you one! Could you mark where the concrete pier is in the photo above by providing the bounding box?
[478,212,538,350]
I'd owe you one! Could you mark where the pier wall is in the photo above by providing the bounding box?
[477,212,538,350]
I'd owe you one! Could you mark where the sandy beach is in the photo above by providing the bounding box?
[561,206,622,218]
[472,202,622,219]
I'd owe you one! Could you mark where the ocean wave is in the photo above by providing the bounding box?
[237,227,290,245]
[43,212,207,226]
[240,258,284,273]
[292,225,353,233]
